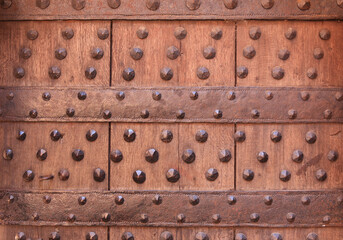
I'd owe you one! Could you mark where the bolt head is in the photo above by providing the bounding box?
[177,213,186,223]
[305,131,317,144]
[107,0,121,9]
[249,27,261,40]
[116,91,125,100]
[250,213,260,222]
[228,91,236,100]
[243,169,254,181]
[133,170,146,184]
[55,48,67,60]
[297,0,311,10]
[278,49,290,60]
[174,27,187,40]
[92,47,104,59]
[72,149,84,161]
[292,150,304,163]
[97,28,109,40]
[251,109,260,118]
[152,194,162,205]
[167,46,180,60]
[335,92,343,101]
[166,168,180,182]
[78,196,87,205]
[160,231,173,240]
[206,168,219,181]
[8,195,15,203]
[264,195,273,205]
[218,149,232,162]
[271,232,283,240]
[122,232,134,240]
[85,67,97,79]
[271,66,285,80]
[323,109,332,119]
[145,148,159,163]
[36,148,48,161]
[3,148,13,160]
[23,170,35,181]
[319,28,331,40]
[285,27,297,40]
[301,196,311,205]
[243,45,256,59]
[237,66,248,78]
[110,149,123,162]
[203,46,216,59]
[152,91,162,100]
[189,195,200,205]
[17,130,26,141]
[102,212,111,222]
[212,213,221,223]
[234,130,246,142]
[228,195,237,205]
[182,149,196,163]
[20,47,32,59]
[43,195,51,204]
[265,91,273,100]
[307,67,317,79]
[67,213,76,222]
[93,168,106,182]
[78,91,87,100]
[160,67,173,80]
[62,28,74,39]
[86,129,98,142]
[176,110,185,119]
[49,66,61,79]
[197,66,210,80]
[29,109,38,118]
[261,0,274,9]
[306,233,319,240]
[316,169,327,181]
[122,68,135,81]
[190,91,199,100]
[286,212,296,222]
[300,91,310,100]
[186,0,201,10]
[146,0,160,10]
[213,109,223,119]
[103,110,112,119]
[223,0,238,9]
[279,170,291,182]
[257,151,268,163]
[270,130,282,142]
[58,169,70,181]
[50,130,62,141]
[86,232,98,240]
[235,233,247,240]
[288,109,297,119]
[140,213,149,223]
[195,130,208,142]
[13,67,25,78]
[136,26,149,39]
[161,130,173,143]
[27,29,38,40]
[66,108,75,117]
[327,150,338,162]
[115,195,124,205]
[130,47,143,60]
[211,27,223,40]
[313,48,324,59]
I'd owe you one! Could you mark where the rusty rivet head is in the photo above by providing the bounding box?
[249,27,261,40]
[278,49,290,60]
[313,48,324,60]
[145,148,159,163]
[8,195,15,203]
[133,170,146,184]
[182,149,196,163]
[237,66,248,78]
[206,168,219,181]
[29,109,38,118]
[305,131,317,144]
[190,91,198,100]
[152,91,162,100]
[234,130,246,142]
[327,150,338,162]
[85,67,97,79]
[161,130,173,143]
[227,195,236,205]
[107,0,121,9]
[177,213,186,223]
[50,129,62,141]
[186,0,201,10]
[189,195,200,205]
[174,27,187,40]
[122,232,134,240]
[319,29,331,40]
[36,148,47,161]
[160,67,174,80]
[137,26,149,39]
[235,233,247,240]
[288,109,297,119]
[213,109,223,119]
[86,232,98,240]
[115,195,124,205]
[23,169,35,182]
[110,150,123,163]
[264,195,273,205]
[251,109,260,118]
[323,215,331,224]
[78,196,87,205]
[250,213,260,222]
[335,92,343,101]
[228,91,236,100]
[122,68,135,81]
[66,108,75,117]
[167,46,180,60]
[203,46,216,59]
[55,48,67,60]
[261,0,274,9]
[93,168,106,182]
[212,214,221,223]
[323,109,332,119]
[195,232,209,240]
[86,129,98,142]
[219,149,232,162]
[78,91,87,100]
[116,91,125,100]
[140,213,149,223]
[43,195,51,204]
[211,27,223,40]
[130,47,144,60]
[17,130,26,141]
[27,29,38,40]
[102,212,111,222]
[285,27,297,40]
[271,233,283,240]
[124,129,136,142]
[286,212,296,222]
[316,169,327,181]
[243,45,256,59]
[103,110,112,119]
[270,130,282,142]
[301,196,311,205]
[152,194,162,205]
[176,110,185,119]
[300,91,310,101]
[257,151,268,163]
[223,0,238,9]
[166,168,180,182]
[62,28,74,40]
[195,130,208,142]
[3,148,13,160]
[20,47,32,59]
[272,66,285,80]
[15,232,26,240]
[140,111,149,119]
[13,67,25,78]
[306,232,319,240]
[292,150,304,163]
[72,0,86,10]
[279,170,291,182]
[146,0,160,10]
[308,67,319,78]
[67,213,76,222]
[49,232,61,240]
[243,169,254,181]
[1,0,12,9]
[91,47,104,60]
[97,28,109,40]
[160,231,173,240]
[58,169,69,181]
[7,92,14,100]
[72,149,84,161]
[338,0,343,8]
[265,91,273,100]
[49,66,61,79]
[297,0,311,10]
[197,66,210,80]
[41,92,51,101]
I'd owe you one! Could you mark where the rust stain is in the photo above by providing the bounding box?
[296,153,323,176]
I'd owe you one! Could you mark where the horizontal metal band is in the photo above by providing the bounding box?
[0,190,342,227]
[0,87,342,123]
[0,0,342,20]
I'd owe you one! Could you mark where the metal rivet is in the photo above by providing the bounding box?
[91,47,104,59]
[6,92,14,100]
[189,195,200,205]
[78,91,87,100]
[177,213,186,223]
[167,46,180,60]
[1,0,12,9]
[23,169,35,182]
[313,48,324,60]
[48,66,61,79]
[55,48,67,60]
[176,110,185,119]
[182,149,195,163]
[93,168,106,182]
[62,28,74,40]
[66,108,75,117]
[67,214,76,222]
[160,67,173,80]
[288,109,297,119]
[297,0,311,10]
[122,68,135,81]
[122,232,134,240]
[306,67,318,80]
[86,232,98,240]
[85,67,97,79]
[250,213,260,222]
[190,91,198,100]
[86,129,98,142]
[270,130,282,142]
[301,196,311,205]
[251,109,260,118]
[130,47,143,60]
[212,214,221,223]
[137,27,149,39]
[323,215,331,224]
[271,233,283,240]
[110,149,123,163]
[78,196,87,205]
[279,170,291,182]
[29,109,38,118]
[243,45,256,59]
[174,27,187,40]
[206,168,218,181]
[103,110,112,119]
[218,149,231,162]
[319,29,331,40]
[116,91,125,100]
[58,169,69,181]
[234,130,246,142]
[160,231,173,240]
[145,148,159,163]
[264,195,273,205]
[305,131,317,144]
[323,109,332,119]
[316,169,327,181]
[146,0,160,10]
[338,0,343,8]
[203,46,216,59]
[211,27,223,40]
[272,66,285,80]
[249,27,261,40]
[327,150,338,162]
[107,0,121,9]
[41,92,51,101]
[286,212,296,222]
[300,91,310,101]
[3,148,13,160]
[152,91,162,100]
[213,109,223,119]
[102,212,111,222]
[50,129,62,141]
[237,66,248,78]
[227,195,236,205]
[36,148,47,161]
[123,129,136,142]
[223,0,238,9]
[186,0,201,10]
[20,47,32,59]
[140,213,149,223]
[228,91,236,100]
[335,92,343,101]
[257,151,268,163]
[265,91,273,100]
[72,0,86,10]
[72,149,84,161]
[195,130,208,142]
[27,29,38,40]
[17,130,26,141]
[278,49,290,60]
[49,232,61,240]
[306,232,319,240]
[197,66,210,80]
[285,27,297,40]
[8,195,15,203]
[13,67,25,78]
[166,168,180,182]
[261,0,274,9]
[243,169,254,181]
[292,150,304,163]
[15,232,26,240]
[161,130,173,143]
[115,195,124,205]
[152,194,162,205]
[97,28,109,40]
[235,233,247,240]
[43,195,51,204]
[133,170,146,184]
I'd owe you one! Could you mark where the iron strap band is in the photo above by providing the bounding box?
[0,86,342,123]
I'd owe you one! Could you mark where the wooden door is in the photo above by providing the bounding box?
[0,1,342,239]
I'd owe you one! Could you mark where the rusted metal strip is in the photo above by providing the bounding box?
[0,190,342,227]
[0,87,342,123]
[0,0,342,20]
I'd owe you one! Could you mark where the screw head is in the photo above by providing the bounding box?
[292,150,304,163]
[305,131,317,144]
[182,149,196,163]
[15,232,26,240]
[206,168,219,181]
[85,67,97,79]
[306,233,319,240]
[286,212,296,222]
[27,29,38,40]
[234,130,246,142]
[203,46,216,59]
[78,196,87,205]
[67,213,76,222]
[189,195,200,205]
[103,110,112,119]
[66,108,75,117]
[133,170,146,184]
[23,170,35,182]
[213,109,223,119]
[166,168,180,182]
[136,26,149,39]
[227,195,237,205]
[186,0,201,10]
[190,91,199,100]
[271,66,285,80]
[313,48,324,59]
[327,150,338,162]
[271,233,283,240]
[55,48,67,60]
[160,67,174,80]
[58,169,70,181]
[29,109,38,118]
[91,47,104,59]
[152,91,162,100]
[218,149,232,162]
[161,130,173,143]
[42,92,51,101]
[48,66,61,79]
[235,233,247,240]
[212,213,221,223]
[323,109,332,119]
[257,151,268,163]
[249,27,261,40]
[36,148,47,161]
[43,195,51,204]
[102,212,111,222]
[160,231,173,240]
[177,213,186,223]
[152,194,162,205]
[122,68,135,81]
[279,170,291,182]
[20,47,32,59]
[86,232,98,240]
[110,149,123,162]
[116,91,125,100]
[115,195,124,205]
[243,45,256,59]
[176,110,185,119]
[211,27,223,40]
[72,149,84,161]
[288,109,297,119]
[145,148,159,163]
[93,168,106,182]
[264,195,273,205]
[3,148,13,160]
[228,91,236,100]
[146,0,160,10]
[13,67,25,78]
[297,0,311,10]
[250,213,260,222]
[261,0,274,9]
[301,196,311,205]
[270,130,282,142]
[278,49,290,60]
[140,213,149,223]
[97,28,109,40]
[167,46,180,60]
[323,215,331,224]
[237,66,248,78]
[285,27,297,40]
[195,130,208,142]
[319,28,331,40]
[130,47,143,60]
[316,169,327,181]
[223,0,238,9]
[197,66,210,80]
[107,0,121,9]
[78,91,87,100]
[72,0,86,10]
[122,232,134,240]
[251,109,260,118]
[243,169,254,181]
[174,27,187,40]
[17,130,26,141]
[86,129,98,142]
[62,28,74,39]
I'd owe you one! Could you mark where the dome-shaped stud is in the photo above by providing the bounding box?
[133,170,146,184]
[265,91,273,100]
[115,195,124,205]
[234,130,246,142]
[50,129,62,141]
[6,93,14,100]
[55,48,67,60]
[218,149,231,162]
[316,169,327,181]
[212,214,221,223]
[86,232,98,240]
[235,233,247,240]
[300,91,310,101]
[152,91,162,100]
[272,66,285,80]
[261,0,274,9]
[319,28,330,40]
[286,212,296,222]
[13,67,25,78]
[213,109,223,119]
[249,27,261,40]
[121,232,134,240]
[36,148,47,161]
[195,232,209,240]
[189,195,200,205]
[110,149,123,163]
[160,231,173,240]
[27,29,39,40]
[85,67,97,79]
[1,0,12,9]
[285,28,297,40]
[15,232,26,240]
[67,213,76,222]
[186,0,201,10]
[116,91,125,100]
[20,47,32,59]
[103,110,112,119]
[146,0,160,10]
[301,196,311,205]
[86,129,98,142]
[313,48,324,60]
[49,232,61,240]
[29,109,38,118]
[97,28,109,40]
[42,92,51,101]
[23,170,35,182]
[243,169,254,181]
[264,195,273,205]
[338,0,343,8]
[177,213,186,223]
[3,148,13,160]
[122,68,135,81]
[140,109,149,119]
[78,91,87,100]
[78,196,87,205]
[297,0,311,10]
[195,130,208,142]
[323,109,332,119]
[306,232,319,240]
[130,47,143,60]
[17,130,26,141]
[270,130,282,142]
[174,27,187,40]
[167,46,180,60]
[160,67,173,80]
[66,108,75,117]
[228,91,236,100]
[271,233,283,240]
[251,109,260,119]
[72,149,84,161]
[137,26,149,39]
[237,66,248,78]
[91,47,104,60]
[107,0,121,9]
[166,168,180,183]
[279,170,291,182]
[145,148,159,163]
[176,110,185,119]
[327,150,338,162]
[161,130,173,143]
[32,212,39,221]
[205,168,219,181]
[323,215,331,224]
[72,0,86,10]
[211,27,223,40]
[123,129,136,142]
[48,66,61,79]
[223,0,238,9]
[58,169,69,181]
[292,150,304,163]
[203,46,216,59]
[152,194,162,205]
[250,213,260,222]
[182,149,196,163]
[288,109,297,119]
[101,212,111,222]
[140,213,149,223]
[8,195,15,203]
[257,151,268,163]
[43,195,51,204]
[227,195,236,205]
[190,91,199,100]
[243,45,256,59]
[278,49,290,60]
[93,168,106,182]
[197,67,210,80]
[305,131,317,144]
[62,28,74,39]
